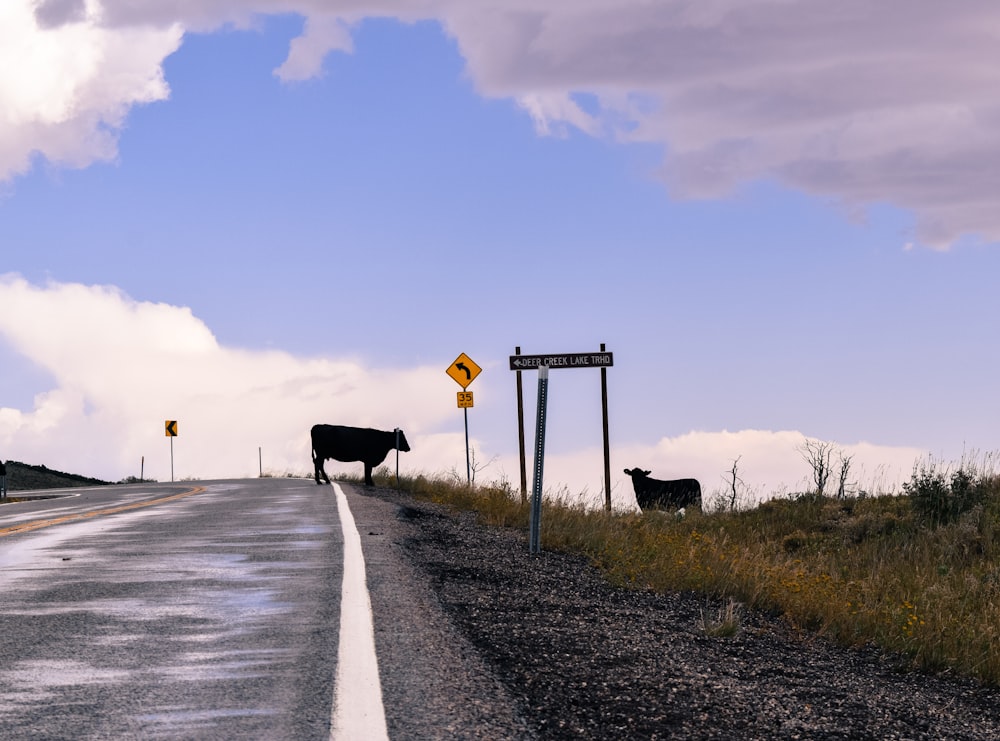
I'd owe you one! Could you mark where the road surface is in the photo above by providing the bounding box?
[0,478,525,740]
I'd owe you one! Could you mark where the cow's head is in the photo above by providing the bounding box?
[623,468,651,479]
[395,429,411,452]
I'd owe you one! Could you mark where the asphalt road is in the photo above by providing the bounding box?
[0,478,521,740]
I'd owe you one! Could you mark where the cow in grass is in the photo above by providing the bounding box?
[623,467,701,511]
[311,424,410,486]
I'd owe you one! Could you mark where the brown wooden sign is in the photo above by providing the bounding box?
[508,352,613,371]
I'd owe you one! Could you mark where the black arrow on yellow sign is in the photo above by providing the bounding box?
[165,420,178,437]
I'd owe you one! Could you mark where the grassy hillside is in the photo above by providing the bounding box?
[2,461,110,491]
[375,456,1000,685]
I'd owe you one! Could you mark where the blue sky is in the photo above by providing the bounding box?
[3,3,999,505]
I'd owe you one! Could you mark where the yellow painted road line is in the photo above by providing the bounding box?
[0,486,207,538]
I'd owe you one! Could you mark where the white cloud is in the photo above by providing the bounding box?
[273,14,355,82]
[0,276,927,504]
[516,92,600,137]
[0,0,181,178]
[0,275,454,482]
[8,1,1000,247]
[520,428,924,512]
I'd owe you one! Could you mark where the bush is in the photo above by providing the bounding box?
[904,462,987,527]
[782,530,810,553]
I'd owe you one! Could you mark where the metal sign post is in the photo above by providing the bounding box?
[165,420,178,482]
[529,366,549,554]
[456,392,474,483]
[446,353,482,486]
[395,428,401,487]
[511,347,614,510]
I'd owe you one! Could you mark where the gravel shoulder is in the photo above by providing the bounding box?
[370,485,1000,741]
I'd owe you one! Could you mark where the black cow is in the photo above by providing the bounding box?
[624,467,701,511]
[312,424,410,486]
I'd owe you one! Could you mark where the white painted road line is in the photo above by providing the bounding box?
[330,483,389,741]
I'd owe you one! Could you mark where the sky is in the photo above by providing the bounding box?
[2,0,1000,509]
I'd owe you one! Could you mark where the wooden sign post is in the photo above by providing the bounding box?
[511,345,614,511]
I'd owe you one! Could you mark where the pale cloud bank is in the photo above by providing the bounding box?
[0,274,452,483]
[0,276,925,507]
[532,430,923,512]
[6,0,1000,247]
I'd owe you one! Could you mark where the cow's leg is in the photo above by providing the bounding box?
[364,462,374,486]
[314,456,330,485]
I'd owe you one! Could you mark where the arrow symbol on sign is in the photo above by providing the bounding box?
[455,363,472,380]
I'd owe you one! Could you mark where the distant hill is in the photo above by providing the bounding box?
[1,461,111,491]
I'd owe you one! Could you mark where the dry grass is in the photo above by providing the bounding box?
[373,461,1000,686]
[699,598,744,638]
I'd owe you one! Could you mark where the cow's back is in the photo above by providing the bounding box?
[666,478,701,508]
[311,424,389,464]
[639,478,701,510]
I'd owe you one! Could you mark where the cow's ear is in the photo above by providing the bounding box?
[643,469,651,476]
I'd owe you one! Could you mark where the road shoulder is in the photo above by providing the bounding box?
[343,483,536,740]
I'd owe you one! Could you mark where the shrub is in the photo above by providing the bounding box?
[782,530,809,553]
[904,462,987,527]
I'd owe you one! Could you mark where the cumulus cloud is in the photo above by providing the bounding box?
[534,428,924,512]
[8,1,1000,246]
[0,0,181,178]
[273,14,355,82]
[0,275,457,482]
[0,276,926,503]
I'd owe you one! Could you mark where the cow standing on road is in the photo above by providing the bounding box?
[311,424,411,486]
[624,467,701,511]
